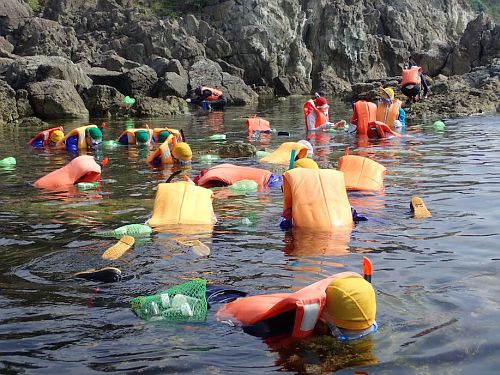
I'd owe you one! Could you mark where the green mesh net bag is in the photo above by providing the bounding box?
[131,279,208,322]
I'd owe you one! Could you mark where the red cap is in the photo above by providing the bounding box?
[314,97,328,107]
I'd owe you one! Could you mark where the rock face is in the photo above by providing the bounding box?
[4,55,92,91]
[28,79,89,119]
[81,85,125,118]
[0,80,18,123]
[409,61,500,118]
[0,0,31,37]
[443,13,500,76]
[0,0,498,123]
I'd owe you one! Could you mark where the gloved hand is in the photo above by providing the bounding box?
[279,217,293,230]
[351,208,368,222]
[185,98,192,103]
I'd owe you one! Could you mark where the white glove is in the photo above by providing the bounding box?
[185,98,191,103]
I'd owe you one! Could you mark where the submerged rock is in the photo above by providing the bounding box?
[218,143,257,158]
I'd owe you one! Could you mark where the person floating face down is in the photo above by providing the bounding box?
[377,87,406,129]
[58,125,103,153]
[216,272,377,341]
[146,131,193,167]
[117,128,151,146]
[279,167,355,231]
[193,163,283,189]
[28,127,65,148]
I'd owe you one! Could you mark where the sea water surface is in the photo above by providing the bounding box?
[1,96,500,374]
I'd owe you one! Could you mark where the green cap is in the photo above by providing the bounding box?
[158,131,170,143]
[87,127,102,140]
[136,129,149,144]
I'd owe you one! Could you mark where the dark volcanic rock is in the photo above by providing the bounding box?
[218,143,257,158]
[13,17,79,59]
[188,58,257,105]
[28,78,89,119]
[135,96,189,118]
[0,80,18,123]
[117,65,157,97]
[0,0,31,36]
[5,55,92,91]
[81,85,125,118]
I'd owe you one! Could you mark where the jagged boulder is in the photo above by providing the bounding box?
[443,13,500,76]
[82,66,122,88]
[408,62,500,118]
[166,59,188,81]
[81,85,125,118]
[146,55,171,78]
[5,55,92,91]
[0,80,18,123]
[203,1,312,93]
[188,58,258,105]
[92,51,141,72]
[413,41,452,77]
[0,37,14,57]
[218,143,257,158]
[0,0,31,36]
[152,72,188,99]
[135,96,189,117]
[13,17,79,59]
[28,79,89,119]
[117,65,157,97]
[16,88,33,118]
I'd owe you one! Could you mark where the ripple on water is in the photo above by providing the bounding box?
[1,106,500,373]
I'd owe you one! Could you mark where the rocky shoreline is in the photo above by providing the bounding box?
[0,0,498,125]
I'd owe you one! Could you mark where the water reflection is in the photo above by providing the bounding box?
[1,101,500,373]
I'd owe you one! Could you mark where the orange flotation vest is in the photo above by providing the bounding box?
[303,100,329,131]
[402,66,422,87]
[34,155,101,190]
[152,127,182,142]
[58,125,98,149]
[197,163,272,188]
[337,150,386,191]
[146,134,177,165]
[376,99,402,129]
[260,142,309,165]
[117,128,153,145]
[216,272,361,338]
[246,116,271,134]
[371,121,402,138]
[351,101,377,137]
[202,86,223,102]
[28,126,64,147]
[283,168,353,229]
[147,181,216,227]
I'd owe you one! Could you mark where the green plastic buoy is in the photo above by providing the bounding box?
[101,140,121,148]
[199,154,220,162]
[0,157,16,166]
[256,150,270,158]
[76,182,99,190]
[209,134,226,141]
[432,120,445,131]
[229,180,258,193]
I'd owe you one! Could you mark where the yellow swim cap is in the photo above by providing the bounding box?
[324,275,376,330]
[294,158,319,169]
[172,142,192,161]
[50,130,64,143]
[380,87,394,100]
